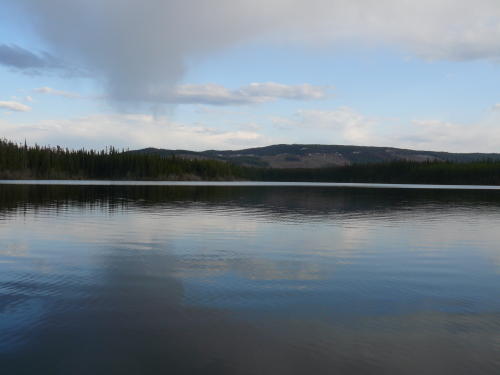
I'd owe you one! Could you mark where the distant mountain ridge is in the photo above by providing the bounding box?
[132,144,500,169]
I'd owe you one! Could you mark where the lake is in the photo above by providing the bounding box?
[1,182,500,374]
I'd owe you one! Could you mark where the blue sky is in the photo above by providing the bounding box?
[1,1,500,152]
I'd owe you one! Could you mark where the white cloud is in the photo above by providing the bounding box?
[9,0,500,105]
[493,103,500,111]
[0,101,32,112]
[164,82,329,105]
[273,107,378,145]
[396,118,500,152]
[273,106,500,152]
[239,82,328,101]
[31,83,327,105]
[0,114,273,150]
[297,108,376,144]
[34,87,81,99]
[2,100,500,153]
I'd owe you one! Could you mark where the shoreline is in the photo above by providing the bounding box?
[1,180,500,190]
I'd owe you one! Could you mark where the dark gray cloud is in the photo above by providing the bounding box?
[0,44,62,72]
[10,0,264,103]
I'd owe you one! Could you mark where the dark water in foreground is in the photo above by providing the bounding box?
[1,183,500,374]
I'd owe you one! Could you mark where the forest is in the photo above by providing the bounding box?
[1,138,500,185]
[0,139,246,180]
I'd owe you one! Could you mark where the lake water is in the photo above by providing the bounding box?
[1,182,500,374]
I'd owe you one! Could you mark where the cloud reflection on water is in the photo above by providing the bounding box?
[1,185,500,374]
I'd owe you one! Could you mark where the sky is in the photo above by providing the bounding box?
[1,0,500,152]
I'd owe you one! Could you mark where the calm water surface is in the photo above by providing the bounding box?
[1,183,500,374]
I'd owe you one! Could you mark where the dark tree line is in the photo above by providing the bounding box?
[0,139,246,180]
[254,160,500,185]
[1,138,500,185]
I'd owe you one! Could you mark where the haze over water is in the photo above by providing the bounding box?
[1,183,500,374]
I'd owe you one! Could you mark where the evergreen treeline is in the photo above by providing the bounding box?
[1,138,500,185]
[255,161,500,185]
[0,139,246,180]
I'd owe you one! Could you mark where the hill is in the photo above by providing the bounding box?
[2,139,500,185]
[132,144,500,169]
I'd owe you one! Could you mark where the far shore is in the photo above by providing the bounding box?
[1,179,500,190]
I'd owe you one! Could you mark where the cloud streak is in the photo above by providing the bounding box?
[31,83,328,105]
[34,87,81,99]
[163,82,329,105]
[0,101,32,112]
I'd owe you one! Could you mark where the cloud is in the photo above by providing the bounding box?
[2,105,500,152]
[34,87,81,99]
[32,83,327,105]
[8,0,500,105]
[274,107,378,145]
[273,106,500,152]
[493,103,500,111]
[239,82,328,101]
[163,82,329,105]
[0,44,63,73]
[0,101,32,112]
[0,113,273,150]
[397,118,500,152]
